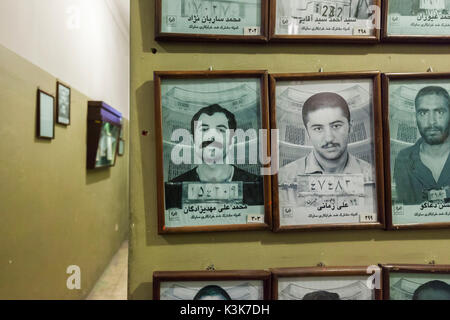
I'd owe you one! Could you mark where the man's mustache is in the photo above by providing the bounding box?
[321,143,340,149]
[201,140,224,149]
[424,126,443,132]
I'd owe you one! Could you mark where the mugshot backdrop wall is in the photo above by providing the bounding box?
[0,45,129,299]
[129,0,450,299]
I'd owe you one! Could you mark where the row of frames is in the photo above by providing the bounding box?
[155,0,450,43]
[153,264,450,300]
[154,70,450,233]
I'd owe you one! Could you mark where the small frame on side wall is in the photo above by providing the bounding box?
[382,264,450,300]
[56,81,71,125]
[382,72,450,230]
[154,70,272,234]
[269,0,381,43]
[155,0,269,42]
[271,266,382,300]
[153,270,271,300]
[382,0,450,42]
[270,71,385,231]
[36,89,55,139]
[86,101,122,170]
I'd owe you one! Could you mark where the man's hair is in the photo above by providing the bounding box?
[413,280,450,300]
[415,86,450,111]
[190,104,237,135]
[302,92,351,127]
[302,290,340,300]
[193,285,232,300]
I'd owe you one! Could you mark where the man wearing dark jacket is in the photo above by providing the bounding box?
[394,86,450,205]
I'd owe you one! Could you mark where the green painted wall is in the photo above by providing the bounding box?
[129,0,450,299]
[0,45,129,299]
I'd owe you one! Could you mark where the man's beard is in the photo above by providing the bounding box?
[419,124,450,145]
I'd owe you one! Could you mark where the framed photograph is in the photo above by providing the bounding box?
[382,0,450,42]
[154,70,271,234]
[155,0,268,42]
[270,71,385,231]
[270,0,381,42]
[382,264,450,300]
[272,266,382,300]
[86,101,122,170]
[153,270,271,300]
[56,81,71,125]
[36,89,55,139]
[383,73,450,230]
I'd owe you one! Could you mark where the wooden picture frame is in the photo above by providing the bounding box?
[154,70,272,234]
[382,72,450,230]
[56,81,71,125]
[153,270,271,300]
[269,0,381,43]
[382,264,450,300]
[36,89,55,139]
[382,0,450,43]
[271,266,383,300]
[155,0,269,43]
[86,101,122,170]
[270,71,385,232]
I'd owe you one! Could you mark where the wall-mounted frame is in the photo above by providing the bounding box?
[56,81,71,125]
[155,0,269,42]
[382,72,450,230]
[270,71,385,231]
[382,264,450,300]
[271,266,382,300]
[86,101,122,170]
[269,0,381,43]
[36,89,55,139]
[382,0,450,42]
[154,70,271,234]
[153,270,271,300]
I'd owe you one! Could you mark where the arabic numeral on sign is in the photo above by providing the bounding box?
[247,214,264,223]
[353,27,369,35]
[244,27,260,36]
[359,213,376,223]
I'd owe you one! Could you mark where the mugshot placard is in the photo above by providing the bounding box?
[271,72,384,231]
[383,74,450,229]
[271,0,380,41]
[56,82,70,125]
[156,0,268,42]
[272,266,382,300]
[382,264,450,300]
[383,0,450,41]
[153,270,271,300]
[154,71,271,233]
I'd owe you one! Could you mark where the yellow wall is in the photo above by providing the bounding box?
[0,45,129,299]
[129,0,450,299]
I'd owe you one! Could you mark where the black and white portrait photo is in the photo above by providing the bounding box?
[386,0,450,37]
[159,280,264,300]
[156,74,268,230]
[388,270,450,300]
[387,78,450,226]
[275,76,380,227]
[277,276,375,300]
